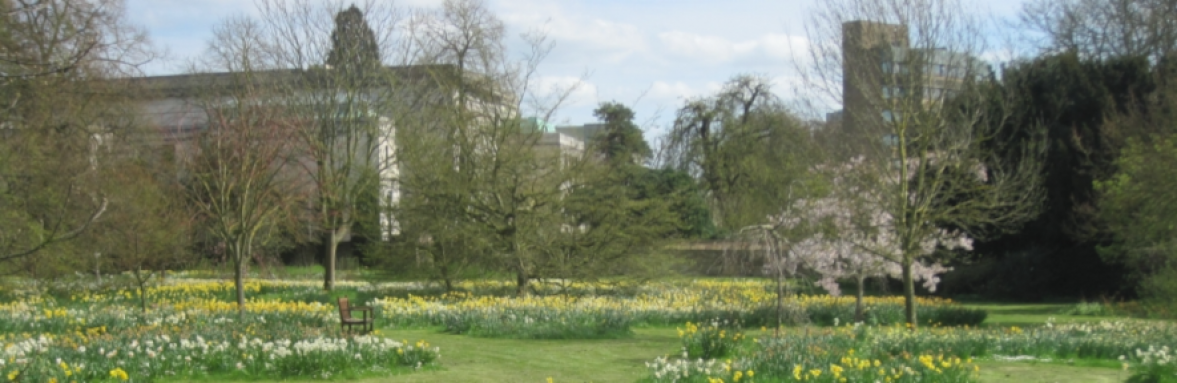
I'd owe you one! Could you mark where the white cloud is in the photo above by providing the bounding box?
[494,0,647,62]
[646,80,726,104]
[532,75,598,109]
[658,31,738,63]
[760,34,808,61]
[648,81,696,102]
[657,31,809,67]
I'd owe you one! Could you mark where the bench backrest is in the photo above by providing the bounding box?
[338,297,351,320]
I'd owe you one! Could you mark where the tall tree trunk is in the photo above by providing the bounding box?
[136,271,148,315]
[323,223,352,291]
[94,252,102,284]
[515,269,528,297]
[512,234,528,297]
[854,275,865,323]
[902,259,917,330]
[234,242,247,316]
[439,243,454,293]
[323,231,337,291]
[440,263,453,293]
[775,269,783,336]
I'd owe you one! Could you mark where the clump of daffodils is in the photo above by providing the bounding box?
[1123,345,1176,382]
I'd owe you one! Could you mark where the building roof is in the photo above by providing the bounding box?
[124,64,453,99]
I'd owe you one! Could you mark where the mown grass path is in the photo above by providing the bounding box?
[976,361,1127,383]
[359,327,681,382]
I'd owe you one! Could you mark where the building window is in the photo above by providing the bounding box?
[884,86,907,99]
[882,110,895,122]
[882,62,893,74]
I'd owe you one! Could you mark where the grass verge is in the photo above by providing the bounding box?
[976,361,1128,383]
[352,327,679,382]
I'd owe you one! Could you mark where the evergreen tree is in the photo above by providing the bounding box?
[967,52,1153,299]
[556,103,678,282]
[326,5,380,79]
[631,169,716,239]
[592,102,651,167]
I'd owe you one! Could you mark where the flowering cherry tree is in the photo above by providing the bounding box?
[798,0,1046,330]
[763,156,972,323]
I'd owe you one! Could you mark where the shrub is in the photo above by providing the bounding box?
[923,306,988,326]
[801,301,986,327]
[1066,301,1113,316]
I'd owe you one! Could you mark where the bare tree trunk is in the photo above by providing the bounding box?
[902,260,917,330]
[235,261,246,316]
[95,252,102,284]
[439,243,454,293]
[323,231,338,291]
[440,263,453,293]
[234,239,249,316]
[134,269,149,314]
[515,270,528,297]
[855,275,865,323]
[775,266,783,336]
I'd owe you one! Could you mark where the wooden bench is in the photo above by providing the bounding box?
[337,297,373,335]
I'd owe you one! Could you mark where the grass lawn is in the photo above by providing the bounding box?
[965,302,1121,326]
[353,327,682,382]
[976,361,1128,383]
[304,326,1127,383]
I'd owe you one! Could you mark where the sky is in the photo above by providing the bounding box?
[125,0,1028,140]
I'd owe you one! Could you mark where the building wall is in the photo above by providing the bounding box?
[839,21,989,155]
[129,70,591,249]
[129,73,400,245]
[842,21,908,153]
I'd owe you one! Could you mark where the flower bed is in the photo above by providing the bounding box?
[644,318,1177,382]
[369,279,985,329]
[0,280,440,382]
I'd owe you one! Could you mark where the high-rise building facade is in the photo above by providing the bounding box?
[837,21,988,152]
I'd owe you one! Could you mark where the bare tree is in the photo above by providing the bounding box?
[394,0,583,296]
[799,0,1045,329]
[0,0,153,80]
[241,0,407,290]
[0,0,152,267]
[92,158,192,313]
[186,17,301,313]
[1021,0,1177,62]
